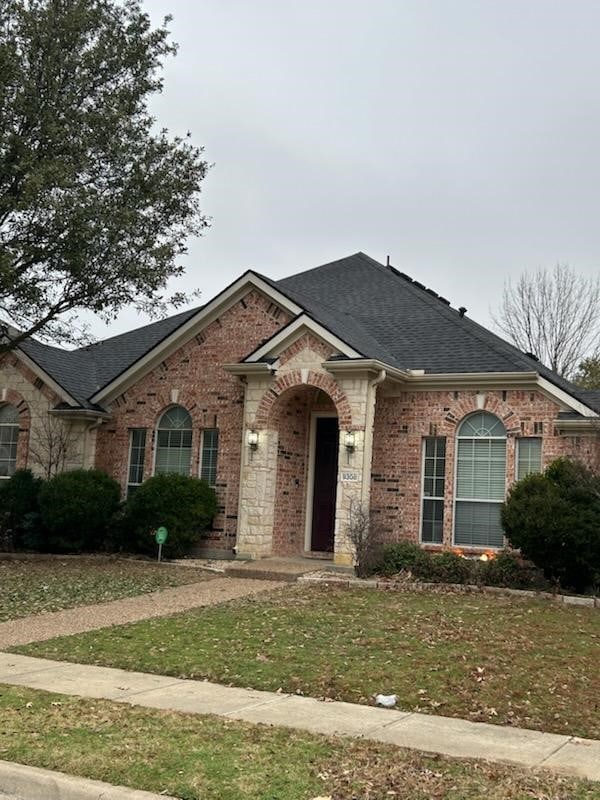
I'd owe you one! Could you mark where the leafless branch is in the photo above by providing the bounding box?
[28,413,77,479]
[492,264,600,379]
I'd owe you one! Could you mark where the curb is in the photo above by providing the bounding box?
[0,759,177,800]
[297,574,600,608]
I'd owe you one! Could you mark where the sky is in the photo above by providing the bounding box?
[91,0,600,339]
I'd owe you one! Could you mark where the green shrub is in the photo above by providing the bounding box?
[0,469,45,550]
[502,457,600,593]
[426,551,472,584]
[121,474,218,557]
[480,549,550,591]
[39,469,121,552]
[377,541,432,577]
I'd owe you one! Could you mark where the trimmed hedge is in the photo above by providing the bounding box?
[373,542,550,591]
[120,474,217,558]
[39,469,121,553]
[0,469,44,550]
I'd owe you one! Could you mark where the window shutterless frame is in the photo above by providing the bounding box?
[126,428,147,496]
[453,411,507,549]
[0,404,19,479]
[420,436,446,544]
[515,437,542,481]
[199,428,219,487]
[153,406,193,477]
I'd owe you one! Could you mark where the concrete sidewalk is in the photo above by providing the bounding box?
[1,653,598,782]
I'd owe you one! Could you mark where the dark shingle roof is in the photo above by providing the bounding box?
[19,306,200,408]
[274,252,600,413]
[12,252,600,414]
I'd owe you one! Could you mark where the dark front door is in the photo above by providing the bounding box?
[310,417,339,552]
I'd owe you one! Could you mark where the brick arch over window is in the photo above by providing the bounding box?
[438,394,523,437]
[254,369,353,429]
[0,389,31,472]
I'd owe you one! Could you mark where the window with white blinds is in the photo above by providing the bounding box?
[200,429,219,487]
[0,404,19,478]
[420,437,445,544]
[155,406,193,476]
[127,428,146,496]
[516,437,542,481]
[454,411,506,548]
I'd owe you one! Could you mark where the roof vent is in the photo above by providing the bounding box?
[524,352,539,362]
[458,307,467,317]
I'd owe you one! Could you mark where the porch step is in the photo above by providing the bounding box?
[224,566,302,583]
[222,556,351,583]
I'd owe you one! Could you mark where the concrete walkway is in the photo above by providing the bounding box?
[0,578,284,648]
[1,653,598,783]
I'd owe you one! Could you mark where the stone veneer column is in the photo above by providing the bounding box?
[236,374,279,558]
[331,374,377,566]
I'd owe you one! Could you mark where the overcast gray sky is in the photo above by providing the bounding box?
[94,0,600,339]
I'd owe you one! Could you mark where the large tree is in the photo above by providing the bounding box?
[574,356,600,390]
[0,0,208,353]
[493,264,600,379]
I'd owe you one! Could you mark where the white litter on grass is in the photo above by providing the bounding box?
[375,693,397,707]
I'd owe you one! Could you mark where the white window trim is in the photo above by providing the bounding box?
[515,436,543,482]
[0,410,20,480]
[452,415,507,550]
[419,437,445,545]
[153,407,193,477]
[199,428,219,488]
[126,428,146,493]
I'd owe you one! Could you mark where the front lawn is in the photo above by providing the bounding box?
[16,585,600,739]
[0,684,598,800]
[0,558,211,621]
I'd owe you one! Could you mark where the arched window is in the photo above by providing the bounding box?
[0,405,20,478]
[454,411,506,548]
[155,406,193,476]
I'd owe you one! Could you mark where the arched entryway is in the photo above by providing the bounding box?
[268,386,339,556]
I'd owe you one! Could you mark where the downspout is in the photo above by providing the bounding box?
[83,416,104,470]
[361,369,386,506]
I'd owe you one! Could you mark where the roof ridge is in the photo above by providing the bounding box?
[278,251,384,284]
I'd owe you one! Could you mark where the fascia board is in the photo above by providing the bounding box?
[245,315,361,362]
[537,376,598,418]
[12,349,79,406]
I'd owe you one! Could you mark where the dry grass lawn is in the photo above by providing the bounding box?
[17,584,600,739]
[0,558,210,621]
[1,684,599,800]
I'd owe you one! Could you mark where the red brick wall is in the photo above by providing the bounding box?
[370,387,600,548]
[270,387,336,556]
[95,290,291,548]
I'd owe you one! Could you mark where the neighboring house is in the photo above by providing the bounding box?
[1,252,599,565]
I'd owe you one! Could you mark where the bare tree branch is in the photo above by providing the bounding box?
[492,265,600,378]
[28,414,77,479]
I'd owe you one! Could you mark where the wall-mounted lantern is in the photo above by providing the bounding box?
[247,429,259,450]
[344,431,355,453]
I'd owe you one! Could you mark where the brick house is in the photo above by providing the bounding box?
[2,252,599,565]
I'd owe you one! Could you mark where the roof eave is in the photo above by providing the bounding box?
[12,347,80,407]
